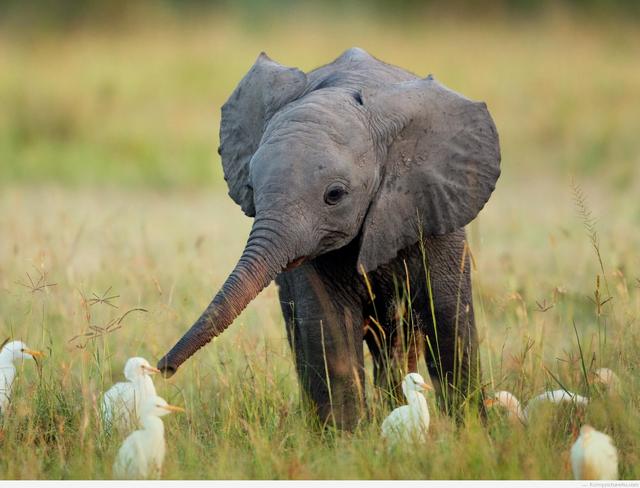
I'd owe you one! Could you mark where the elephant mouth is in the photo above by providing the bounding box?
[284,256,307,271]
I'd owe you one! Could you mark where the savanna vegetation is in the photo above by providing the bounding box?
[0,3,639,479]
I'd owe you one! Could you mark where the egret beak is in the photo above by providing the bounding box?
[24,349,44,358]
[484,398,496,407]
[162,404,186,413]
[420,383,433,392]
[142,365,161,374]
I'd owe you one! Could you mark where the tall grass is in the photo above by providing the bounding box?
[1,178,639,478]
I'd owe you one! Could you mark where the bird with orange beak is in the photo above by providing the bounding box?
[102,357,161,432]
[381,373,434,445]
[0,340,44,413]
[484,388,588,425]
[113,395,185,479]
[484,390,526,425]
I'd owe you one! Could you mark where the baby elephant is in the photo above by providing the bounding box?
[159,47,501,429]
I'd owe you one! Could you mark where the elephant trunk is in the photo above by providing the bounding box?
[157,219,292,376]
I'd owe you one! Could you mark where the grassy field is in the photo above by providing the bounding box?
[1,10,640,479]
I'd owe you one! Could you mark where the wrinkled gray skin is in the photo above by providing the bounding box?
[158,48,501,429]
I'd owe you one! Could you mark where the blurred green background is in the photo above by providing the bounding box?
[1,0,638,190]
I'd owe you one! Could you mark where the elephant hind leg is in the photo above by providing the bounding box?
[421,291,486,422]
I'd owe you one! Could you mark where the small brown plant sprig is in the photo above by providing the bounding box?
[76,285,123,333]
[534,299,553,312]
[86,286,119,308]
[15,268,57,294]
[588,274,613,317]
[68,307,147,349]
[571,179,611,301]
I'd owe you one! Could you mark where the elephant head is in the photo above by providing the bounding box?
[158,48,500,376]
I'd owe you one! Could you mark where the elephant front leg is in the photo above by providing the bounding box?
[420,231,486,421]
[423,291,485,421]
[277,271,365,431]
[423,307,484,421]
[296,316,366,431]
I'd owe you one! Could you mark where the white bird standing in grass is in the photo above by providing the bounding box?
[381,373,433,445]
[102,357,160,431]
[591,368,621,393]
[485,389,588,424]
[570,424,618,480]
[113,395,185,479]
[0,340,43,413]
[523,389,589,420]
[484,390,526,424]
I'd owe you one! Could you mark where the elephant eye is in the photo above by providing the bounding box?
[324,183,348,205]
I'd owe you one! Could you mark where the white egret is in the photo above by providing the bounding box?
[591,368,620,393]
[381,372,433,445]
[113,395,185,479]
[485,389,588,424]
[523,389,588,420]
[102,357,160,431]
[570,424,618,480]
[0,340,43,413]
[484,390,526,424]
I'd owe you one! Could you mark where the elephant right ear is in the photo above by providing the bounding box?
[219,53,307,216]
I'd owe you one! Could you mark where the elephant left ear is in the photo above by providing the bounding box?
[357,76,501,273]
[220,53,307,217]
